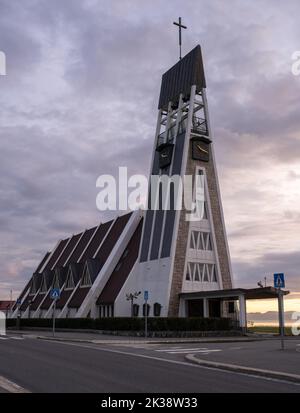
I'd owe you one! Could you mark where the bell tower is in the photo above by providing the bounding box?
[135,45,233,316]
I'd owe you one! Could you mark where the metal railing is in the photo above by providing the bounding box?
[157,121,186,147]
[191,116,208,135]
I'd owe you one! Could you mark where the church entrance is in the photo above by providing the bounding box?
[187,299,204,317]
[209,299,221,317]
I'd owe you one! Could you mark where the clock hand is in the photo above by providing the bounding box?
[197,144,208,154]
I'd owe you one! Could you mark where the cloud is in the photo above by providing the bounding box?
[0,0,300,301]
[233,250,300,292]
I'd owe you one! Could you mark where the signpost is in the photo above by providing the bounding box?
[144,291,149,338]
[274,273,285,350]
[50,288,60,337]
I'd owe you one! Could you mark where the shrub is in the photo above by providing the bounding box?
[7,317,233,331]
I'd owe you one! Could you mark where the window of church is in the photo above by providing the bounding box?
[153,302,162,317]
[81,268,91,287]
[40,277,47,293]
[190,231,196,249]
[203,202,208,219]
[186,263,192,280]
[30,281,37,294]
[65,273,75,289]
[203,264,209,282]
[206,233,212,250]
[143,303,150,317]
[53,275,60,289]
[194,264,201,281]
[133,304,139,317]
[212,265,218,282]
[189,231,213,251]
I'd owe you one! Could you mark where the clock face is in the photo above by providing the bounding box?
[192,139,210,162]
[158,144,173,169]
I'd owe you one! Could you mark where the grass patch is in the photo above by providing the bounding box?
[248,325,293,336]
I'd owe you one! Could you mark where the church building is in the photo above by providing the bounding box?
[12,43,282,327]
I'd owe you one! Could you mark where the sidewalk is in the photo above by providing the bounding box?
[7,328,292,345]
[186,338,300,383]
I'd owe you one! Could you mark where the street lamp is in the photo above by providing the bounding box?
[126,291,141,317]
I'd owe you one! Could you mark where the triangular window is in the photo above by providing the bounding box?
[198,264,204,281]
[203,264,209,282]
[65,271,75,289]
[203,202,208,219]
[186,263,192,281]
[212,265,218,282]
[40,276,48,293]
[198,233,204,250]
[53,274,60,289]
[194,264,201,281]
[81,267,91,287]
[30,279,37,294]
[206,233,213,250]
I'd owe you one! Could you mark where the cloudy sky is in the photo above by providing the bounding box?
[0,0,300,312]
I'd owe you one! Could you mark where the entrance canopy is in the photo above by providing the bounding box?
[180,286,289,301]
[179,287,289,330]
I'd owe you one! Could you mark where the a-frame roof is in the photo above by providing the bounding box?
[19,211,136,313]
[97,219,143,305]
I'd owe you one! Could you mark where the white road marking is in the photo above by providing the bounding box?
[156,347,209,352]
[156,347,222,355]
[169,349,222,354]
[0,375,30,393]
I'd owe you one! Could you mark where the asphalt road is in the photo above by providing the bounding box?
[0,334,299,393]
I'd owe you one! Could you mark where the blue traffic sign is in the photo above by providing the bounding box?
[144,291,149,301]
[274,273,285,289]
[50,288,60,300]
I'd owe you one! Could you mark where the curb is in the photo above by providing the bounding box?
[35,336,262,345]
[185,354,300,384]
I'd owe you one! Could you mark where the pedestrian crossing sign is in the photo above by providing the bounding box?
[50,288,60,300]
[274,273,285,289]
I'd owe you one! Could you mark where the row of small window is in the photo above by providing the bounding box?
[132,303,162,317]
[98,303,162,318]
[185,262,218,283]
[190,231,213,251]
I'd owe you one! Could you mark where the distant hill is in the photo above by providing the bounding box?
[247,311,295,321]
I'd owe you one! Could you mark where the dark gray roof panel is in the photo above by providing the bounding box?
[79,220,113,263]
[67,227,96,264]
[35,252,51,274]
[158,45,206,110]
[45,238,69,271]
[55,233,82,268]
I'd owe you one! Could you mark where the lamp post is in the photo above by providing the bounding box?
[126,291,141,317]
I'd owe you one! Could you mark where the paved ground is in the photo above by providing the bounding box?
[0,332,299,393]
